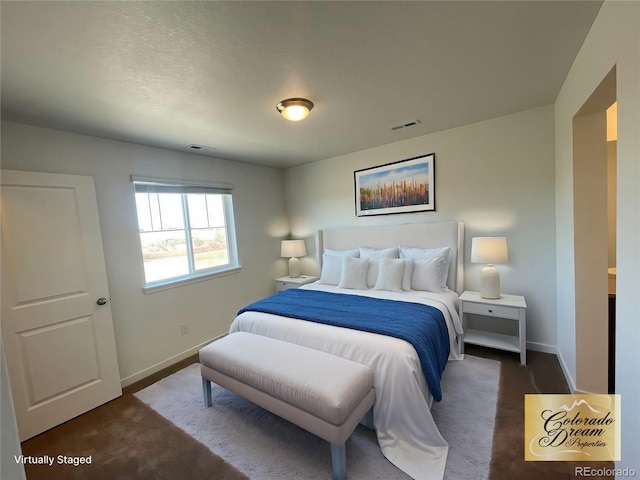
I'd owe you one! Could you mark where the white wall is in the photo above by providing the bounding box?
[554,0,639,470]
[0,121,288,385]
[573,110,609,394]
[285,105,557,351]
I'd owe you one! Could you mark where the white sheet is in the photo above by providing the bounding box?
[229,283,463,480]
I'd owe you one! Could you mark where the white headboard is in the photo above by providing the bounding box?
[318,221,465,294]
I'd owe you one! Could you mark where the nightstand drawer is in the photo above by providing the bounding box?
[276,281,296,291]
[462,302,520,320]
[275,276,319,292]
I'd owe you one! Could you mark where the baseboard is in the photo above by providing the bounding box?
[120,334,225,388]
[556,349,578,393]
[552,347,601,394]
[525,341,557,355]
[526,342,583,393]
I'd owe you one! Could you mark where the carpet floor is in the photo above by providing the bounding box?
[19,392,247,480]
[134,355,499,480]
[20,347,613,480]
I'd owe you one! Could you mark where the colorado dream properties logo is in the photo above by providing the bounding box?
[525,394,620,461]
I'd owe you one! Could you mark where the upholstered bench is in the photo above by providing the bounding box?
[199,332,375,480]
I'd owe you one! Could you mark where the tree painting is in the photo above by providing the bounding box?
[355,154,435,216]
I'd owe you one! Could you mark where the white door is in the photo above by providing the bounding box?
[1,169,121,441]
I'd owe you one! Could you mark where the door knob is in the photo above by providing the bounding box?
[96,297,108,306]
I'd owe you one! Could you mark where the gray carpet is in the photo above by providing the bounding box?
[135,355,499,480]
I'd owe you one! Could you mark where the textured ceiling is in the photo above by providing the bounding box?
[1,1,602,168]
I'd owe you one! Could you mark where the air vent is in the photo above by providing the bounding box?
[188,144,216,151]
[390,119,422,131]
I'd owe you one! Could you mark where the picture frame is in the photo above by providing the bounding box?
[354,153,435,217]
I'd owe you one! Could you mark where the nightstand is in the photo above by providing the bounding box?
[275,275,319,292]
[459,290,527,365]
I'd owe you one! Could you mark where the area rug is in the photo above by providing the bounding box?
[135,355,499,480]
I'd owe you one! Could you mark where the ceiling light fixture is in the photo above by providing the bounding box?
[276,98,314,121]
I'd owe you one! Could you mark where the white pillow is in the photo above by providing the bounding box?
[359,247,399,287]
[411,257,447,292]
[318,249,361,285]
[324,248,360,258]
[374,258,407,292]
[338,256,369,290]
[318,254,343,285]
[401,259,415,291]
[400,246,450,289]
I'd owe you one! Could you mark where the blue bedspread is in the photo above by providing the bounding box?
[238,289,450,401]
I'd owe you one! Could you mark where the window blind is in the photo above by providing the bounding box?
[131,175,233,195]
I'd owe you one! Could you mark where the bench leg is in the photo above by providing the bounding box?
[202,378,212,407]
[360,406,375,430]
[330,443,346,480]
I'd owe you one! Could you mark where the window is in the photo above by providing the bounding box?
[132,177,240,290]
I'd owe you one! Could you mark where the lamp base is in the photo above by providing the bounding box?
[480,264,501,299]
[288,257,301,278]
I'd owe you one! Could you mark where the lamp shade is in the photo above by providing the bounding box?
[471,237,508,264]
[281,239,307,258]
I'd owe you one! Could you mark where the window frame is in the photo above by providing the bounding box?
[131,176,241,293]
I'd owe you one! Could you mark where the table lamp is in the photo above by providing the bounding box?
[471,237,508,299]
[281,239,307,278]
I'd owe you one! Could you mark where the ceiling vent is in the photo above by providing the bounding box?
[188,144,216,151]
[390,119,421,131]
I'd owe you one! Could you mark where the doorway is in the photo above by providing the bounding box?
[572,67,616,394]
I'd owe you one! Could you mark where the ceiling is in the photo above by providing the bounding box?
[1,1,602,168]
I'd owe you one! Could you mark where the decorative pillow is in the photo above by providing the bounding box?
[401,259,415,291]
[411,257,447,292]
[318,249,360,285]
[399,246,450,289]
[318,254,343,285]
[374,258,407,292]
[359,247,399,287]
[338,256,369,290]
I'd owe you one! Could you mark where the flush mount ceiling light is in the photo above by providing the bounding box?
[276,98,314,121]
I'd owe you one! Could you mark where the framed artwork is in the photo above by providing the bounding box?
[354,153,435,217]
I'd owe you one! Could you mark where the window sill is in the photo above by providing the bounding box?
[143,266,242,294]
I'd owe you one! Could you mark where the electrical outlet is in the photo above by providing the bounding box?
[180,323,189,335]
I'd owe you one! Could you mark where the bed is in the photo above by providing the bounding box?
[229,221,464,480]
